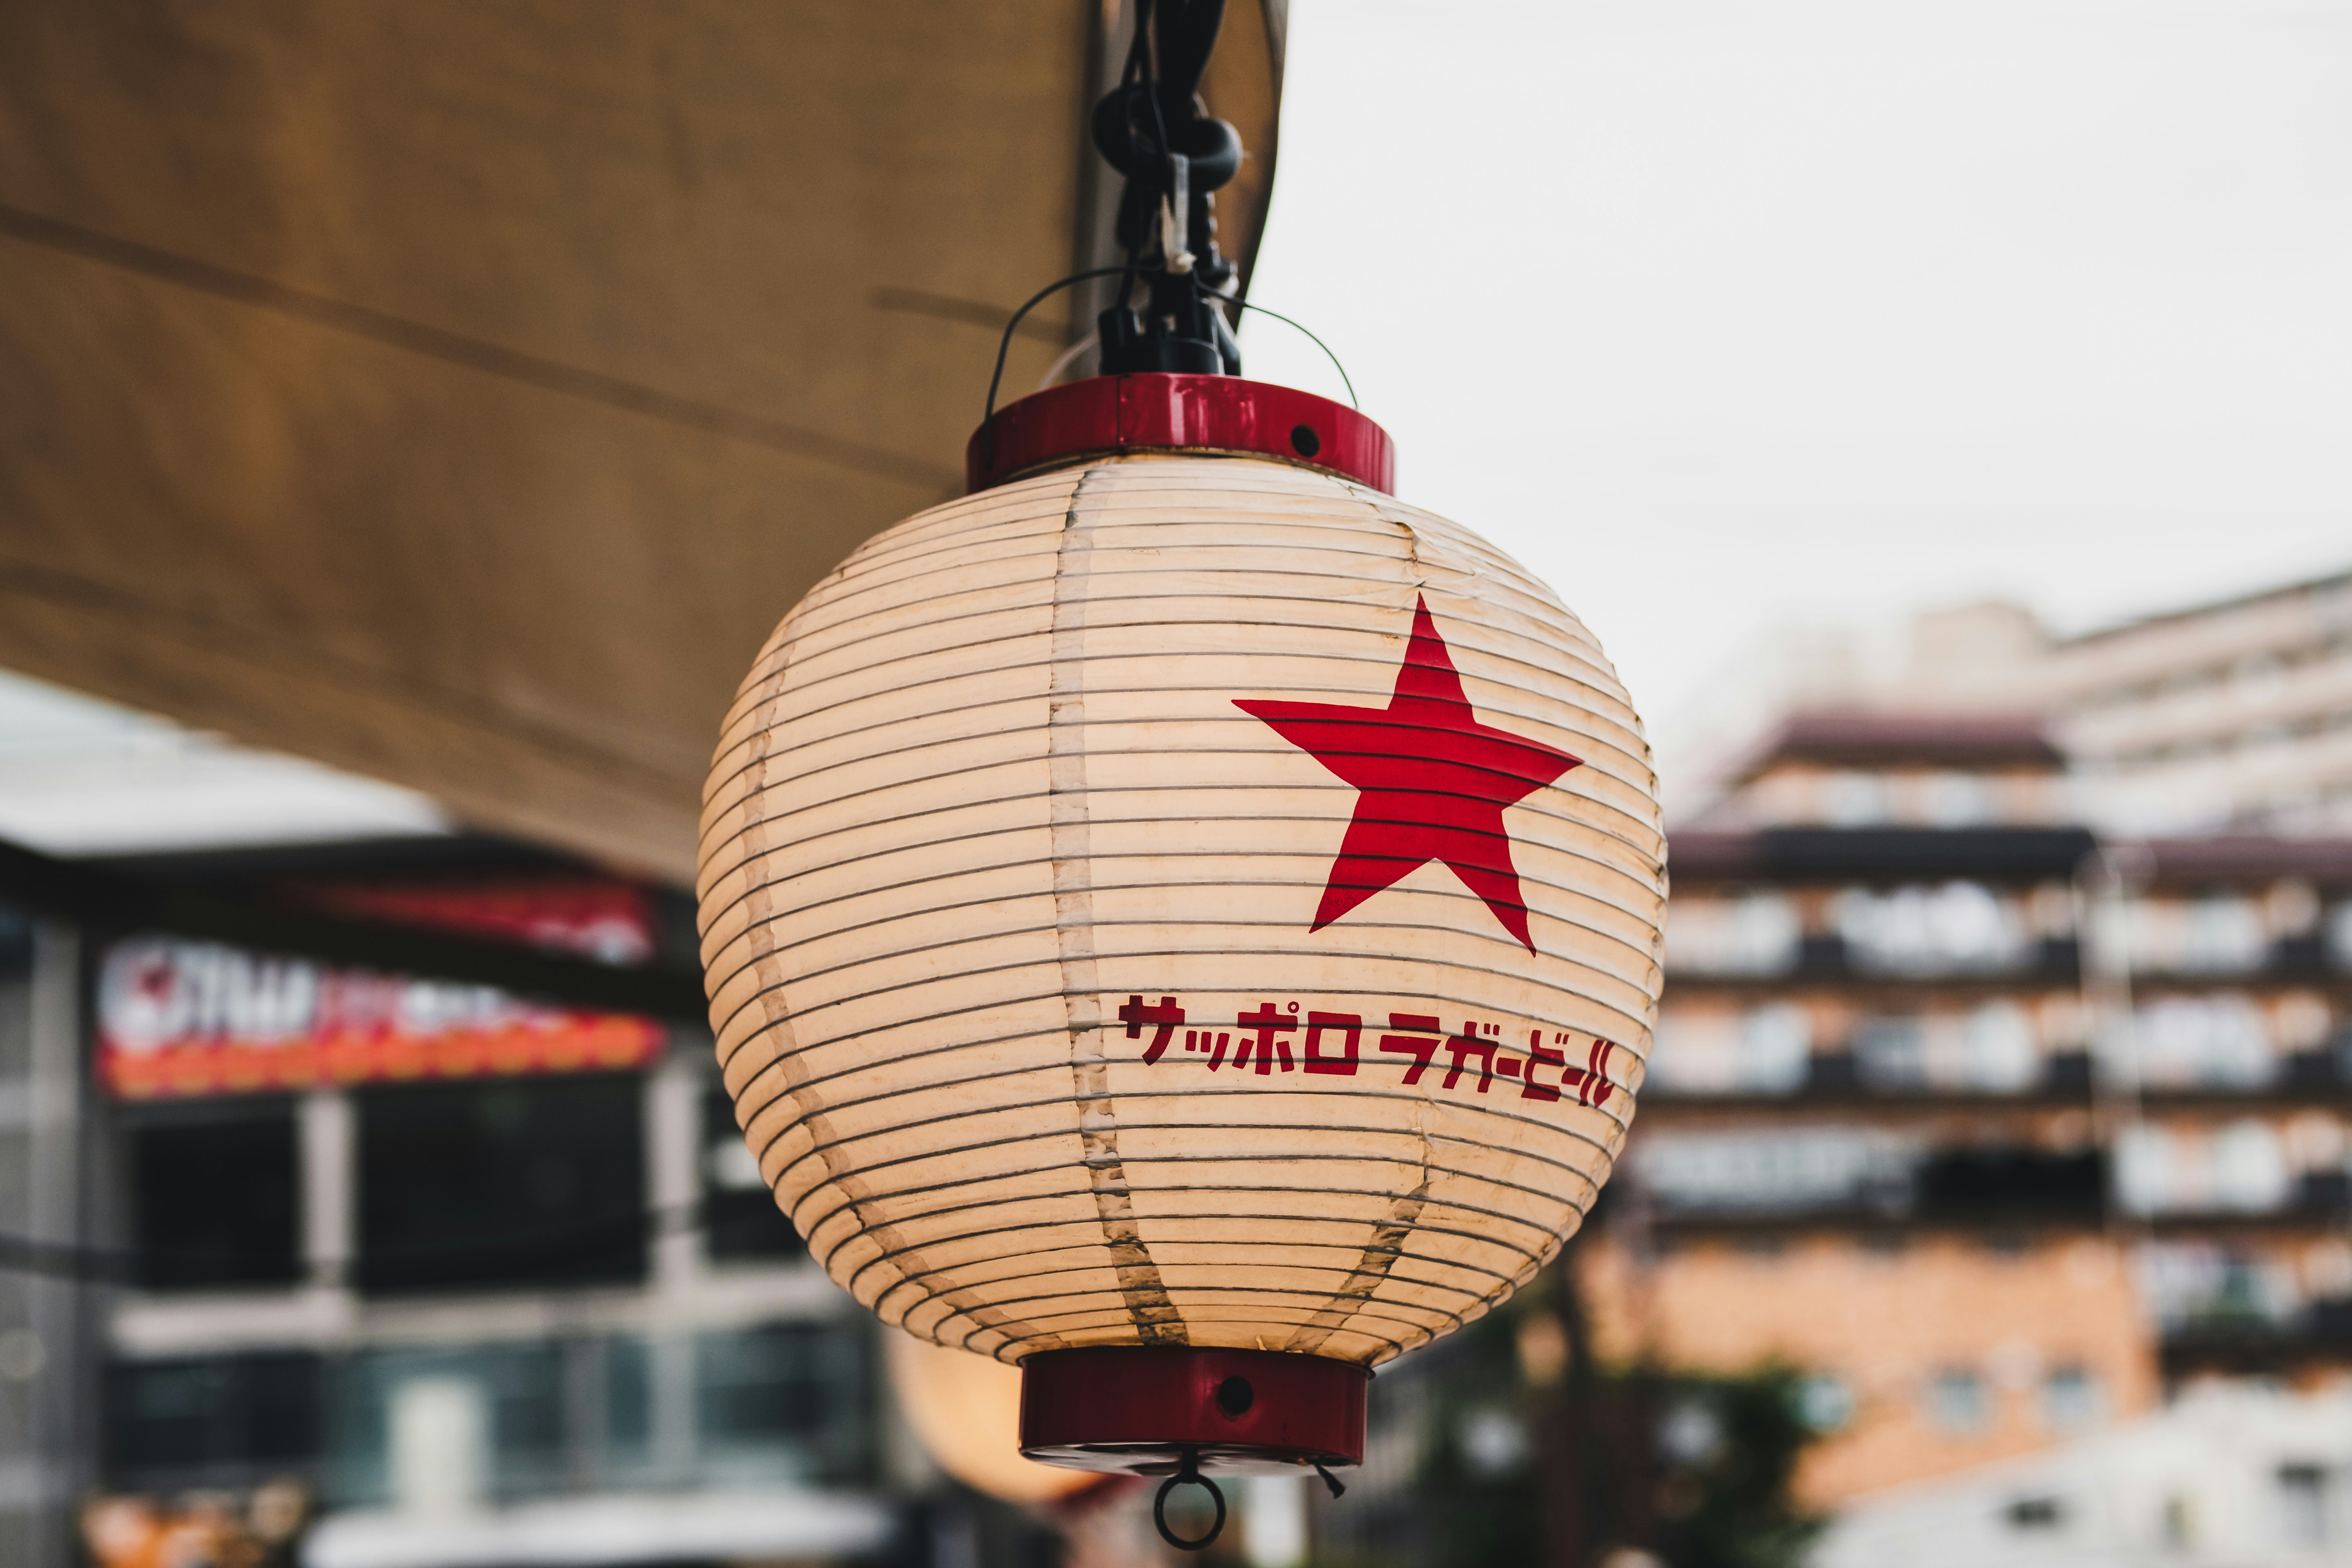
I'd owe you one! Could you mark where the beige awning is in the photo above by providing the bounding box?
[0,2,1285,883]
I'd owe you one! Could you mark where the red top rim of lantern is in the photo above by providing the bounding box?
[966,374,1396,497]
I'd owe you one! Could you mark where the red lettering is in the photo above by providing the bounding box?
[1380,1013,1443,1085]
[1119,995,1187,1064]
[1442,1021,1499,1093]
[1585,1039,1617,1107]
[1132,995,1597,1102]
[1523,1029,1565,1102]
[1303,1011,1362,1076]
[1234,1002,1300,1075]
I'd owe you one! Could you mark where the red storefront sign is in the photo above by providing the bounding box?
[96,880,668,1099]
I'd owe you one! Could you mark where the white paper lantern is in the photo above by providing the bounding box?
[698,375,1664,1477]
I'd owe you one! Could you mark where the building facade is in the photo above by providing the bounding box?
[73,841,904,1568]
[1814,1381,2352,1567]
[1597,711,2352,1514]
[0,668,946,1566]
[1673,566,2352,839]
[2037,569,2352,837]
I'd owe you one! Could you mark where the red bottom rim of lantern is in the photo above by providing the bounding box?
[1017,1346,1369,1476]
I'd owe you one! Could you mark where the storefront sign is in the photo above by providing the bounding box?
[96,881,667,1099]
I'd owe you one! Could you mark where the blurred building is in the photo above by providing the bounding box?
[1814,1381,2352,1567]
[1669,565,2352,840]
[91,865,894,1568]
[0,5,1294,1562]
[1894,573,2352,837]
[1597,705,2352,1518]
[0,673,911,1568]
[2034,571,2352,838]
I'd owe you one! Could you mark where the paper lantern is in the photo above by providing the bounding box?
[883,1334,1104,1505]
[699,373,1665,1488]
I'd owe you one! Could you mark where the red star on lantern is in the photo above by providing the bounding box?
[1236,595,1582,952]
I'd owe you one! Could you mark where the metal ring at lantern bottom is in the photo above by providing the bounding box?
[1153,1462,1228,1552]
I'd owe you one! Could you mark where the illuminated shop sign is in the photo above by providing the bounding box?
[95,881,667,1099]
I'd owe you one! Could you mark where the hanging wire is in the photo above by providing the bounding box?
[983,265,1361,447]
[980,264,1146,459]
[1033,334,1098,393]
[1201,279,1360,408]
[979,0,1359,458]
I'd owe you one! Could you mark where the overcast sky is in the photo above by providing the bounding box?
[1240,0,2352,754]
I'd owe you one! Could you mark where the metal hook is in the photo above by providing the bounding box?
[1152,1450,1227,1552]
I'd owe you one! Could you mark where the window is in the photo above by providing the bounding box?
[2040,1366,2100,1430]
[1647,1010,1744,1095]
[1962,1002,2040,1093]
[1739,1004,1813,1094]
[357,1074,645,1293]
[1854,1006,2041,1095]
[1927,1369,1987,1433]
[2211,1120,2293,1212]
[1657,1004,1814,1097]
[1824,772,1890,827]
[1636,1128,1919,1216]
[2117,897,2268,975]
[604,1338,653,1460]
[2181,896,2268,974]
[2134,1243,2297,1330]
[0,904,30,982]
[1922,772,1995,828]
[2278,1464,2332,1549]
[1837,883,2029,976]
[105,1353,321,1488]
[1853,1017,1927,1091]
[2120,995,2276,1089]
[2328,903,2352,972]
[695,1322,869,1486]
[703,1086,805,1262]
[1662,894,1801,977]
[2114,1123,2289,1217]
[1796,1374,1855,1434]
[2005,1496,2065,1531]
[332,1343,564,1506]
[129,1105,300,1291]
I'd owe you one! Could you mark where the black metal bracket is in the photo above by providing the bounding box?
[1090,0,1245,377]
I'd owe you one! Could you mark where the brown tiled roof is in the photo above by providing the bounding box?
[1665,832,1762,878]
[1668,827,2098,883]
[2138,836,2352,885]
[1666,828,2352,886]
[1734,710,2062,779]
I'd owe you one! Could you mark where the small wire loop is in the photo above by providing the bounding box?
[979,264,1361,477]
[1152,1452,1228,1552]
[1207,285,1359,408]
[979,265,1144,465]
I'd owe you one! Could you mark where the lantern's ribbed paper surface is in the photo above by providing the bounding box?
[699,455,1666,1366]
